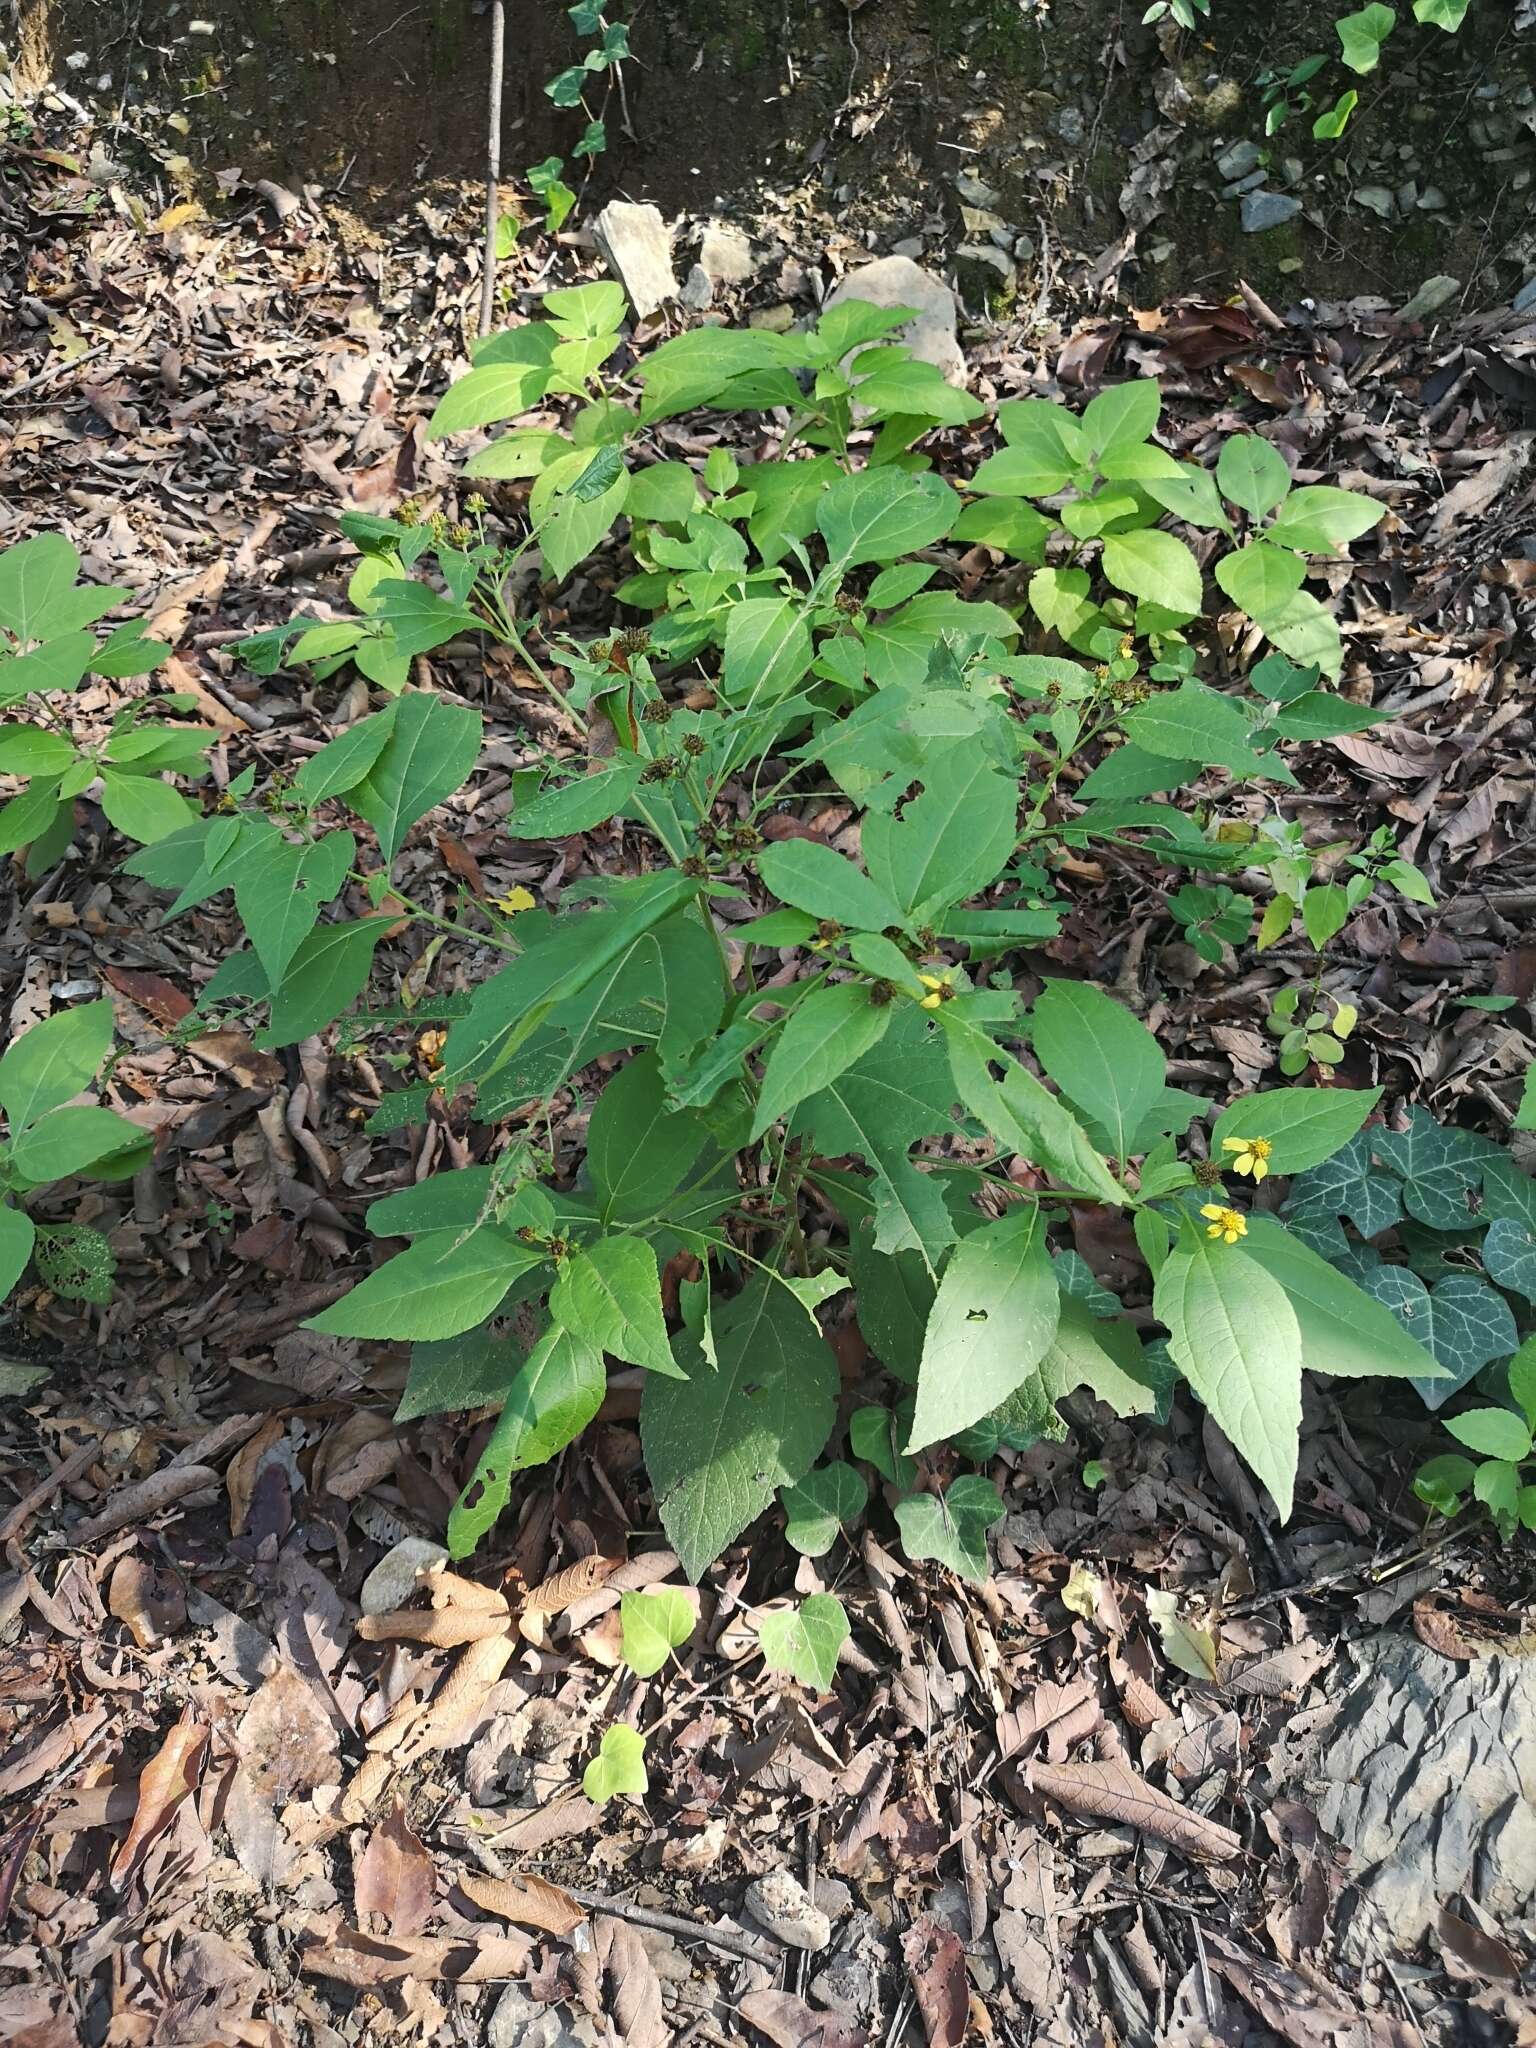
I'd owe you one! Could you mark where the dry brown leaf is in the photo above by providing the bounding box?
[738,1989,866,2048]
[524,1554,621,1615]
[1108,1636,1175,1729]
[227,1415,286,1537]
[355,1608,511,1648]
[460,1870,585,1937]
[901,1915,968,2048]
[300,1920,531,1987]
[106,1556,183,1649]
[238,1665,340,1801]
[487,1795,601,1853]
[1021,1757,1241,1861]
[425,1566,511,1614]
[108,1705,208,1887]
[354,1803,434,1940]
[995,1678,1102,1765]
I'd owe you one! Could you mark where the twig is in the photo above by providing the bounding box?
[0,1438,100,1546]
[478,0,507,340]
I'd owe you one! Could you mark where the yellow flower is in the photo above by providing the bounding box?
[1200,1203,1247,1245]
[917,971,954,1010]
[1221,1135,1273,1181]
[493,885,536,915]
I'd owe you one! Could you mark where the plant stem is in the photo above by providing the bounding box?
[478,0,506,340]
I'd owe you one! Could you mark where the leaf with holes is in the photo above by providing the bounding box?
[908,1206,1060,1451]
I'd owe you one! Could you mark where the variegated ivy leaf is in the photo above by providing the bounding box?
[1350,1261,1518,1409]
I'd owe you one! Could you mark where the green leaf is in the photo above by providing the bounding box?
[550,1233,680,1376]
[950,497,1054,562]
[1483,1216,1536,1304]
[0,725,74,778]
[1516,1064,1536,1133]
[1100,529,1202,618]
[778,1462,868,1556]
[0,631,97,706]
[862,745,1019,922]
[1121,682,1270,778]
[1211,1085,1380,1177]
[544,279,627,338]
[1214,540,1305,619]
[9,1105,149,1183]
[1155,1236,1303,1517]
[893,1475,1002,1582]
[1216,436,1292,518]
[1373,1107,1491,1230]
[0,534,83,641]
[1081,381,1161,461]
[234,830,355,986]
[539,473,629,583]
[908,1205,1060,1450]
[1508,1334,1536,1431]
[1285,1131,1404,1238]
[99,770,196,844]
[396,1322,534,1422]
[350,692,482,868]
[757,838,902,931]
[642,1279,839,1581]
[1353,1263,1518,1408]
[263,917,389,1047]
[1473,1459,1521,1525]
[586,1053,707,1226]
[0,999,112,1134]
[426,328,558,436]
[507,758,642,838]
[758,1594,849,1691]
[448,1323,605,1556]
[721,597,813,708]
[583,1723,648,1804]
[1445,1407,1532,1463]
[292,711,397,807]
[0,1203,36,1303]
[620,1589,695,1676]
[976,399,1082,495]
[1265,691,1390,742]
[941,1011,1127,1208]
[1336,3,1397,73]
[1240,1216,1441,1381]
[816,467,959,571]
[1142,465,1233,533]
[1266,486,1385,552]
[308,1226,543,1341]
[849,1402,918,1487]
[1414,0,1469,26]
[1254,587,1345,678]
[625,461,700,523]
[1312,89,1360,140]
[1030,981,1164,1163]
[751,983,892,1140]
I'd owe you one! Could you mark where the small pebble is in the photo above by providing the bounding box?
[745,1868,832,1951]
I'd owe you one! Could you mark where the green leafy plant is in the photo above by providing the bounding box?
[582,1721,648,1803]
[1414,1338,1536,1538]
[1255,0,1476,143]
[528,2,631,233]
[0,1000,150,1309]
[1168,882,1252,963]
[1143,0,1211,28]
[0,536,201,874]
[113,284,1531,1585]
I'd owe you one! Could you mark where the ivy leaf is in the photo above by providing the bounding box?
[1482,1158,1536,1231]
[641,1280,839,1581]
[1155,1236,1303,1517]
[447,1323,605,1556]
[751,983,893,1141]
[849,1402,919,1488]
[1210,1085,1380,1177]
[350,692,482,868]
[894,1475,1004,1582]
[619,1588,696,1676]
[847,1237,935,1380]
[550,1233,682,1376]
[1030,980,1164,1164]
[308,1226,544,1341]
[1352,1263,1519,1408]
[1481,1217,1536,1304]
[908,1206,1060,1451]
[1372,1107,1493,1230]
[1239,1216,1441,1382]
[1336,3,1397,72]
[758,1594,850,1691]
[1285,1131,1404,1239]
[778,1462,869,1555]
[583,1724,648,1804]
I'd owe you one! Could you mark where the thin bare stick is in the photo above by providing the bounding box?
[479,0,507,339]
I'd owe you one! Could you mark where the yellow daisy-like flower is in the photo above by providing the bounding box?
[917,971,954,1010]
[1221,1135,1273,1181]
[1201,1203,1247,1245]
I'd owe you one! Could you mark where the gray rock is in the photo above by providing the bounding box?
[809,1957,875,2022]
[1269,1632,1536,1960]
[360,1537,448,1616]
[1513,276,1536,314]
[1398,273,1460,320]
[1240,190,1302,233]
[698,221,755,285]
[679,263,713,310]
[1354,184,1396,218]
[592,200,676,318]
[1214,137,1263,180]
[744,1868,832,1951]
[822,256,966,385]
[1054,105,1086,147]
[955,168,1001,207]
[747,302,797,333]
[956,242,1016,294]
[890,235,926,259]
[1223,169,1268,197]
[488,1985,586,2048]
[1417,185,1447,209]
[812,1875,853,1921]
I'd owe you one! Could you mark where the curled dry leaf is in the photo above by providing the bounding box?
[459,1870,586,1937]
[355,1607,512,1648]
[524,1554,622,1616]
[1020,1756,1241,1862]
[995,1678,1102,1766]
[226,1416,286,1539]
[300,1920,532,1987]
[425,1566,511,1614]
[738,1990,867,2048]
[342,1627,518,1820]
[109,1705,208,1887]
[106,1555,184,1649]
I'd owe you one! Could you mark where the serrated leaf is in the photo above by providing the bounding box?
[1100,529,1202,617]
[908,1206,1059,1450]
[816,467,959,571]
[1445,1406,1532,1463]
[757,838,902,931]
[1030,981,1164,1163]
[861,744,1019,922]
[351,692,482,868]
[751,982,892,1140]
[1211,1085,1380,1177]
[1122,681,1270,778]
[586,1052,707,1226]
[894,1475,1003,1582]
[550,1233,680,1375]
[308,1226,543,1341]
[758,1593,849,1690]
[1155,1236,1302,1517]
[0,999,113,1134]
[941,1011,1127,1208]
[620,1589,695,1676]
[641,1281,838,1581]
[262,917,390,1048]
[396,1322,535,1422]
[778,1461,868,1555]
[583,1723,648,1803]
[447,1323,605,1556]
